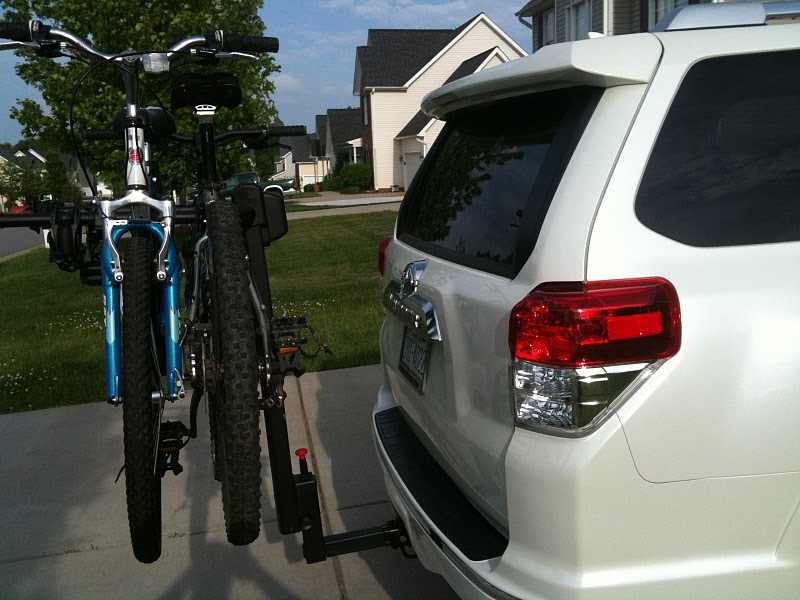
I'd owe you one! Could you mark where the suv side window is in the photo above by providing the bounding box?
[397,87,601,278]
[636,49,800,247]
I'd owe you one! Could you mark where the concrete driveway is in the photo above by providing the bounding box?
[0,365,458,599]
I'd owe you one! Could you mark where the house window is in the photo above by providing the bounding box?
[568,0,591,41]
[648,0,689,28]
[362,95,370,126]
[542,9,555,45]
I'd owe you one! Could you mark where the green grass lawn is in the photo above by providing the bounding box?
[0,211,396,412]
[285,203,338,213]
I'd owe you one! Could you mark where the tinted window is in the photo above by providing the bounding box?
[636,50,800,247]
[397,87,601,277]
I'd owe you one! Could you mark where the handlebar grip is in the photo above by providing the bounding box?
[0,21,32,42]
[268,125,307,137]
[206,31,279,53]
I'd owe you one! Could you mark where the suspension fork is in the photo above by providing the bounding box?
[101,223,182,404]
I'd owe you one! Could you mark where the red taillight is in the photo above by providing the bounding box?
[509,278,681,368]
[378,236,392,276]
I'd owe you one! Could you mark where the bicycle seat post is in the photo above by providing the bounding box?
[194,104,219,190]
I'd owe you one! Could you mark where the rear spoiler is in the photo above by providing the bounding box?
[421,33,663,119]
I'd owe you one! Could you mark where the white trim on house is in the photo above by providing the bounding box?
[394,46,510,142]
[402,14,527,89]
[28,148,46,163]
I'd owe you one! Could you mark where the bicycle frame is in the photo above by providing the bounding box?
[98,65,183,405]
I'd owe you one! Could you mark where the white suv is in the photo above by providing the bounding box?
[374,4,800,599]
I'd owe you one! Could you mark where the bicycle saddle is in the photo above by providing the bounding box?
[170,72,242,111]
[111,106,176,141]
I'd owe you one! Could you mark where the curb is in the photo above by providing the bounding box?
[0,246,40,264]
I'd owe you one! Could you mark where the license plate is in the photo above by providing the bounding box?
[399,327,430,391]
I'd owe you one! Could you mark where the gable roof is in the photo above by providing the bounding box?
[355,13,485,91]
[326,108,363,151]
[396,110,431,139]
[281,135,311,163]
[443,48,497,85]
[396,48,503,139]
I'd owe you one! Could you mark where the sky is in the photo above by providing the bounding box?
[0,0,532,143]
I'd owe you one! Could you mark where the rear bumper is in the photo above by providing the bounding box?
[373,384,800,600]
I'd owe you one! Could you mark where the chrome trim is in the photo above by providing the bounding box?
[167,35,207,54]
[382,260,442,342]
[49,28,114,60]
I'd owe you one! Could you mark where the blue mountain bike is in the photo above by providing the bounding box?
[0,19,311,563]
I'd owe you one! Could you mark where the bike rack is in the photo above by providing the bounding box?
[263,398,412,563]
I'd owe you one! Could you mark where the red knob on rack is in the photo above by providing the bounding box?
[295,447,309,474]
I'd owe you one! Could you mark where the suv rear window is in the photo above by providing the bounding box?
[636,49,800,247]
[397,87,601,278]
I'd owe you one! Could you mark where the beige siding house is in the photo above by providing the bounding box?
[269,135,329,190]
[354,14,526,191]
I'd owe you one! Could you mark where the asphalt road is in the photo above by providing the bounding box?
[0,227,43,258]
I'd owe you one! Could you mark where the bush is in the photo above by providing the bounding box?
[303,183,319,193]
[318,163,373,193]
[338,163,373,191]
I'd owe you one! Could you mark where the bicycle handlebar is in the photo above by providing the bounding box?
[0,21,278,62]
[205,31,278,54]
[169,125,307,147]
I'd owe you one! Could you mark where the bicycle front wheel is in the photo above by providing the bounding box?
[120,233,162,563]
[207,198,262,546]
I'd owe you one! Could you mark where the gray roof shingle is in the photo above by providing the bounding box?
[281,135,311,162]
[356,13,483,89]
[443,48,497,85]
[326,108,363,151]
[396,110,431,138]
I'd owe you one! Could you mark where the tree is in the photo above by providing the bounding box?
[1,0,280,194]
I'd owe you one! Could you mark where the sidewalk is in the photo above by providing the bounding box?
[0,366,457,600]
[288,191,403,204]
[288,204,400,221]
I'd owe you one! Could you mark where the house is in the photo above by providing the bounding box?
[314,114,328,157]
[516,0,709,48]
[354,13,527,191]
[324,107,364,173]
[270,135,330,191]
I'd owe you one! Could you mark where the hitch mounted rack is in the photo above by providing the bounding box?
[263,395,412,563]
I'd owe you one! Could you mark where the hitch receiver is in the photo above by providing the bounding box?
[264,400,414,564]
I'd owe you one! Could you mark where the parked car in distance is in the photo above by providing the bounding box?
[375,3,800,599]
[222,171,260,193]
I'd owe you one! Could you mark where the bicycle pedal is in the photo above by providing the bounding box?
[157,421,190,478]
